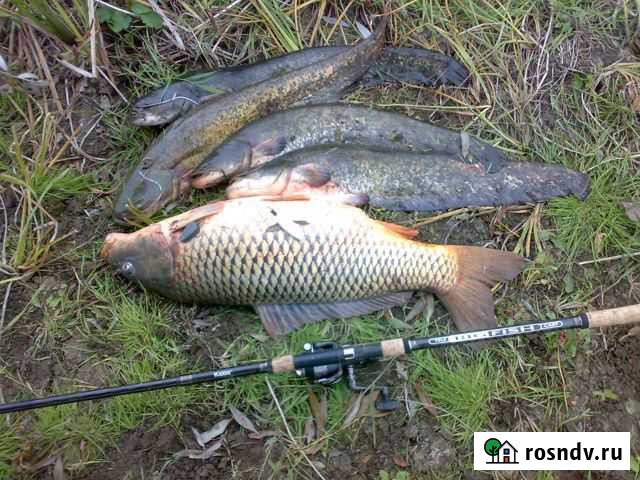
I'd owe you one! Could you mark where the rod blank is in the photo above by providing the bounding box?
[0,305,637,415]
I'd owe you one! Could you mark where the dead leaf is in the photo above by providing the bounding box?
[392,454,408,468]
[247,430,282,440]
[230,406,258,434]
[343,393,364,427]
[627,82,640,112]
[303,418,316,445]
[395,361,409,381]
[21,455,56,472]
[191,418,232,447]
[0,54,7,71]
[53,457,66,480]
[621,201,640,222]
[358,390,379,418]
[405,293,434,322]
[174,439,223,460]
[322,16,371,38]
[621,325,640,341]
[594,232,605,256]
[308,390,327,435]
[414,383,439,416]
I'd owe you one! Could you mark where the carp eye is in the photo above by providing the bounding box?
[119,261,135,277]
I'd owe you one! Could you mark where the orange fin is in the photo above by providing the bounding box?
[375,220,419,239]
[266,193,312,202]
[436,246,524,333]
[169,201,227,232]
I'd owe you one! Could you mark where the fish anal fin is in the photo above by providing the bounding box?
[375,220,419,239]
[256,292,414,337]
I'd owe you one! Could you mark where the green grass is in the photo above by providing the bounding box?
[411,349,501,443]
[0,426,20,479]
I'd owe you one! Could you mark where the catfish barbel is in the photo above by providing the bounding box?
[113,18,386,221]
[131,47,469,127]
[101,198,524,336]
[191,103,512,190]
[226,144,590,211]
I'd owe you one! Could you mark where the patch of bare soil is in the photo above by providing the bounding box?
[74,412,456,479]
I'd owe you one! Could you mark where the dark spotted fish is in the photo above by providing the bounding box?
[226,144,591,211]
[192,103,511,189]
[113,19,386,221]
[130,47,469,127]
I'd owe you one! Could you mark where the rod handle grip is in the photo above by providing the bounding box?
[587,304,640,328]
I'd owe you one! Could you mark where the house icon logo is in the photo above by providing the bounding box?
[484,438,519,464]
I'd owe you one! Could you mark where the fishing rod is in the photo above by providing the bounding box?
[1,304,638,415]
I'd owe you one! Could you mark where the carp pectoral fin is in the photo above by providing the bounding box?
[256,292,414,337]
[169,200,226,232]
[374,220,419,239]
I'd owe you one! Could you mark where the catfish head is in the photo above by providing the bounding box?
[130,82,202,127]
[113,166,192,222]
[191,137,287,190]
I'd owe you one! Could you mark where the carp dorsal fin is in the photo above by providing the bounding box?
[169,201,226,232]
[374,220,419,239]
[255,292,414,337]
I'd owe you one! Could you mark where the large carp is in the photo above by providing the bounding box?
[101,198,524,336]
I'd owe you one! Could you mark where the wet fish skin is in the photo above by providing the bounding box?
[101,198,524,335]
[114,21,385,221]
[130,47,469,127]
[192,103,510,189]
[226,144,591,211]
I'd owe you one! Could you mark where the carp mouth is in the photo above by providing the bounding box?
[101,232,128,260]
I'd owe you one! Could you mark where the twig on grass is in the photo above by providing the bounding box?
[578,251,640,266]
[266,379,327,480]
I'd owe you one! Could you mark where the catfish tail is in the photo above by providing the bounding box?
[437,246,524,331]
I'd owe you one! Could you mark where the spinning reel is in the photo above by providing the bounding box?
[295,341,401,412]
